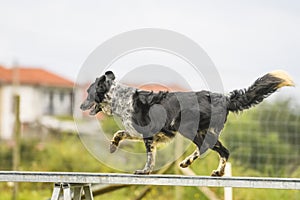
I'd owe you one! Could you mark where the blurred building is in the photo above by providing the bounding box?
[0,66,74,139]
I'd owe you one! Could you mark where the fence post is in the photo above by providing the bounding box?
[175,136,184,200]
[224,162,233,200]
[12,95,21,200]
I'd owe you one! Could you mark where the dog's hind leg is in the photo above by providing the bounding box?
[179,131,212,168]
[179,130,208,168]
[179,128,224,174]
[134,138,157,175]
[110,130,141,153]
[211,140,230,177]
[179,148,200,168]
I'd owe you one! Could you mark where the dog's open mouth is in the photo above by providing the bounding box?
[89,103,102,115]
[80,101,102,116]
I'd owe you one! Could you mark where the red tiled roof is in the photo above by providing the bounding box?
[0,65,73,87]
[0,66,11,82]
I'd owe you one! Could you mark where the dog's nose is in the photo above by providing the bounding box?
[80,103,87,110]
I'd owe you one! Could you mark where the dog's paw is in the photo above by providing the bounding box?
[179,162,188,168]
[134,169,151,175]
[211,170,224,177]
[109,143,118,153]
[179,160,190,168]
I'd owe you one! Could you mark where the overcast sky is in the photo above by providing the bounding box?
[0,0,299,100]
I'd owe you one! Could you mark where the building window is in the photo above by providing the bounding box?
[69,91,74,114]
[60,91,64,102]
[49,91,54,115]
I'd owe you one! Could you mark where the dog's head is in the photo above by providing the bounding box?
[80,71,115,115]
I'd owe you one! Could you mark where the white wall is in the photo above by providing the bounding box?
[42,88,73,116]
[0,85,74,139]
[0,85,15,139]
[18,85,43,122]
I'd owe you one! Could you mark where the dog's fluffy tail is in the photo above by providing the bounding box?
[227,70,294,112]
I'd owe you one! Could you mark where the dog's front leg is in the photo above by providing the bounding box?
[110,130,128,153]
[134,138,156,175]
[110,130,141,153]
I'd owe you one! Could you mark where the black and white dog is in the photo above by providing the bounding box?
[80,70,294,176]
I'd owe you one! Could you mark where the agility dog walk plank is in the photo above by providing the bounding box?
[1,171,300,190]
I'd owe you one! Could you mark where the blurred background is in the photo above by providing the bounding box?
[0,1,300,199]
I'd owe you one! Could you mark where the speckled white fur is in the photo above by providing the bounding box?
[102,81,143,138]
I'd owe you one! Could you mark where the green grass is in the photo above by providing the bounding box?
[54,115,74,121]
[1,133,300,200]
[0,186,52,200]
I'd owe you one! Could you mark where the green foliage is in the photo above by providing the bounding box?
[100,116,122,135]
[0,142,13,170]
[0,134,111,200]
[222,100,300,176]
[256,100,300,147]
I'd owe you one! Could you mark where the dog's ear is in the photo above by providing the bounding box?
[95,75,106,86]
[105,71,115,80]
[96,75,106,85]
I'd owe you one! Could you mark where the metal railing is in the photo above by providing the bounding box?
[1,171,300,200]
